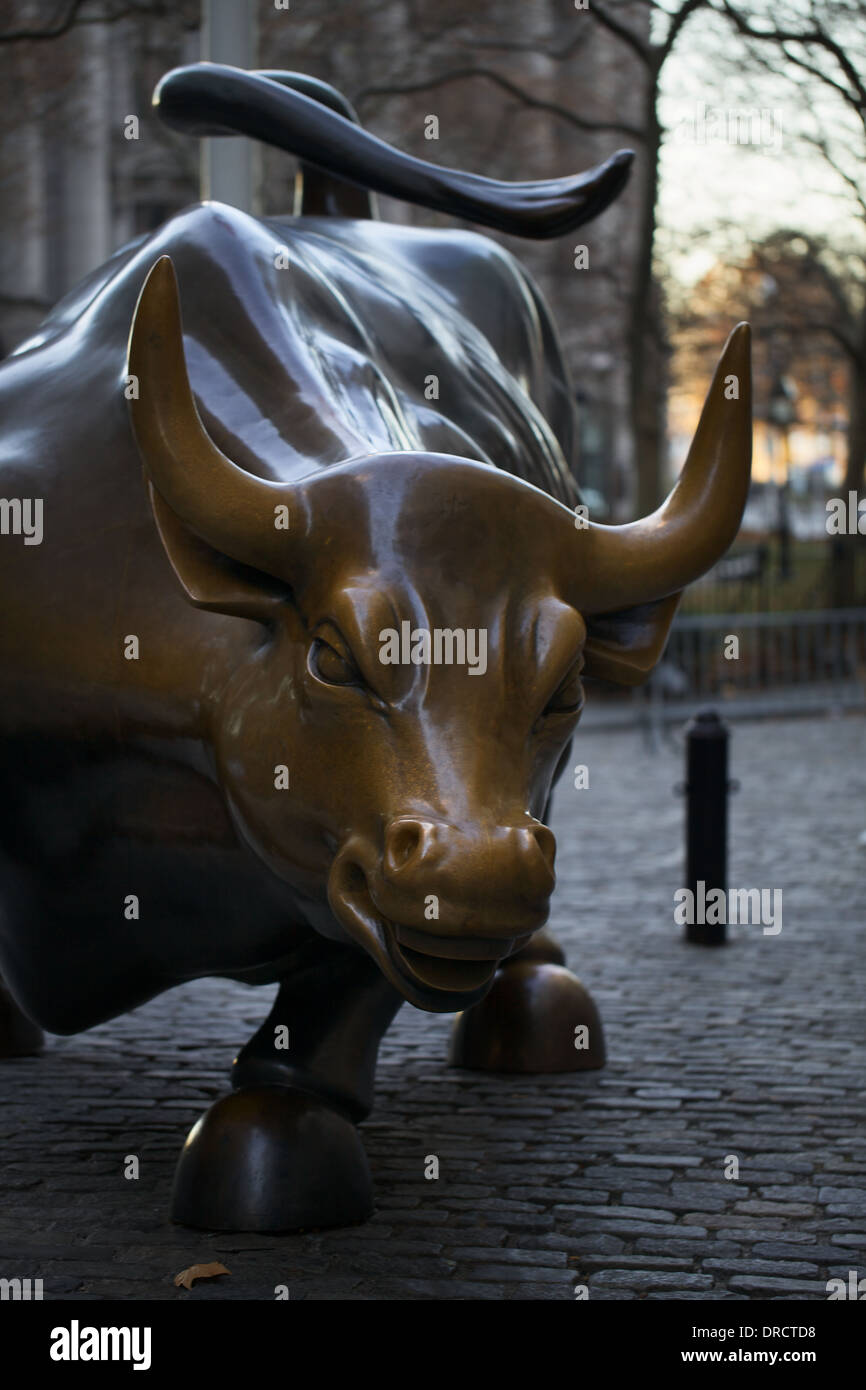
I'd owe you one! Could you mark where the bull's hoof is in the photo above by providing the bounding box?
[448,961,606,1073]
[0,979,44,1058]
[171,1085,373,1232]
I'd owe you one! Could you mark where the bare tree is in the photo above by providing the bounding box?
[714,0,866,600]
[330,1,726,515]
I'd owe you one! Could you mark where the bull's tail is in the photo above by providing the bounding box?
[154,62,633,238]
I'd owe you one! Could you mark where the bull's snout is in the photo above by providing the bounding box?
[382,816,556,910]
[328,816,557,1012]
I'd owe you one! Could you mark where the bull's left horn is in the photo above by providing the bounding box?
[127,255,299,573]
[574,323,752,612]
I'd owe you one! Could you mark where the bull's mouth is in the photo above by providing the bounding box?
[328,850,536,1012]
[386,923,521,994]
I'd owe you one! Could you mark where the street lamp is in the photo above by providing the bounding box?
[768,374,797,581]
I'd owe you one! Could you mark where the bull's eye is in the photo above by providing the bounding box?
[541,666,584,719]
[309,637,361,687]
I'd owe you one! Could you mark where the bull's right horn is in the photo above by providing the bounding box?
[571,323,752,613]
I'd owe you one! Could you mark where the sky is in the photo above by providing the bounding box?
[655,5,863,284]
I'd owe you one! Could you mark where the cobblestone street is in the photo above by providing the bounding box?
[1,713,864,1301]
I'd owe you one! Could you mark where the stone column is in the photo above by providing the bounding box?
[200,0,260,212]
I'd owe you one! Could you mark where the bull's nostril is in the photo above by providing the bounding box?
[343,861,368,894]
[384,819,425,874]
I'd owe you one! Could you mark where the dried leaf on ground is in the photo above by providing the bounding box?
[174,1261,230,1289]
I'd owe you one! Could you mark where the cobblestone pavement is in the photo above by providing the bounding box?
[1,713,863,1301]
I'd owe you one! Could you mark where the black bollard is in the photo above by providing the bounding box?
[684,708,729,946]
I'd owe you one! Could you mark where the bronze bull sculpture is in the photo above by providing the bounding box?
[0,67,751,1231]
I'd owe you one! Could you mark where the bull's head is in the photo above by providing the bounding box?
[128,257,751,1012]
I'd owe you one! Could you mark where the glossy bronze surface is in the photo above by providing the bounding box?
[448,962,606,1073]
[0,977,43,1058]
[172,1086,374,1232]
[0,65,752,1231]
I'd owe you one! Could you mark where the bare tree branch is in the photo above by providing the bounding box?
[588,0,653,66]
[449,30,587,61]
[801,131,866,220]
[0,0,86,42]
[719,1,866,117]
[661,0,708,60]
[0,0,198,43]
[353,66,644,139]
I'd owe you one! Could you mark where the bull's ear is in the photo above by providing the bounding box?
[150,483,287,620]
[583,591,682,685]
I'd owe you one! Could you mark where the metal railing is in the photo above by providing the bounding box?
[679,539,866,618]
[584,608,866,728]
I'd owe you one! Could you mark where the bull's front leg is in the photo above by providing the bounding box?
[448,932,606,1074]
[171,937,402,1233]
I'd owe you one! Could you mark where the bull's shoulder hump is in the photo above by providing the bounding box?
[287,216,536,294]
[6,203,282,360]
